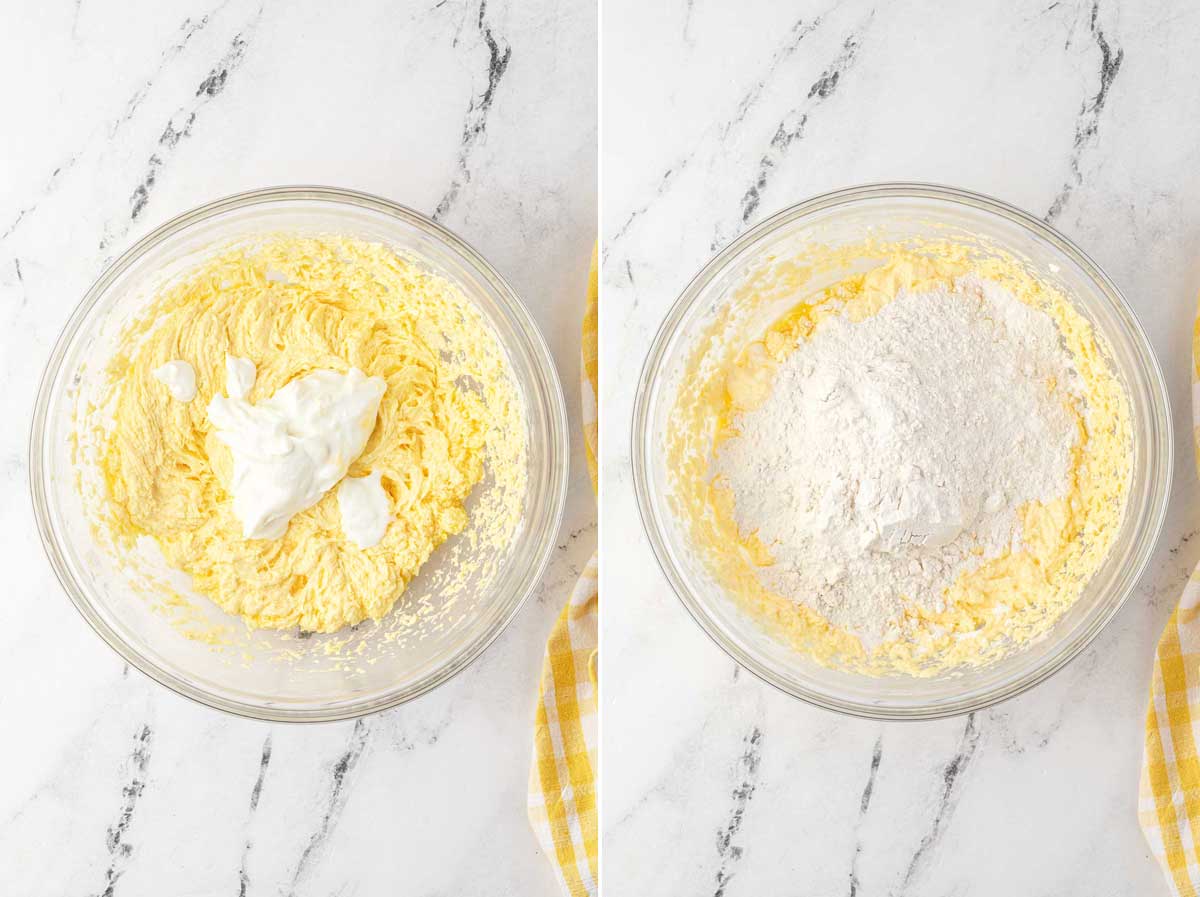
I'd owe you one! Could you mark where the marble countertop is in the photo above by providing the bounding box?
[602,1,1200,894]
[0,1,594,894]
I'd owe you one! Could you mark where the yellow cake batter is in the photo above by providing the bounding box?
[91,234,525,634]
[667,238,1131,675]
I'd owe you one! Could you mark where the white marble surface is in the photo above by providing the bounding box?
[0,1,594,894]
[602,1,1200,895]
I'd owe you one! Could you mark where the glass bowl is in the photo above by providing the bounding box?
[30,186,569,722]
[632,182,1172,720]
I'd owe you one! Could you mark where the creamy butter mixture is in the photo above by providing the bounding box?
[91,235,526,634]
[667,240,1132,675]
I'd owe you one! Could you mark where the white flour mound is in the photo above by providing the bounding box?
[714,276,1081,648]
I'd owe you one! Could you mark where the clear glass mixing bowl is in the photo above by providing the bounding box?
[31,186,569,722]
[632,183,1172,720]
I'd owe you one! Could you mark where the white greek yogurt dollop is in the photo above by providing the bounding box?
[224,354,257,400]
[153,360,197,402]
[337,470,391,549]
[207,367,386,540]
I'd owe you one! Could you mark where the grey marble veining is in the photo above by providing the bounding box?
[0,1,595,894]
[602,1,1199,894]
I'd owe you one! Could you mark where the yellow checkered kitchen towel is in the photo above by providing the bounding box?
[1140,294,1200,895]
[528,247,598,897]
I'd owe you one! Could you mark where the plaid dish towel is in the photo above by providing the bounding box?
[528,247,598,897]
[1140,294,1200,895]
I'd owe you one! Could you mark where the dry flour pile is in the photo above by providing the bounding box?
[714,276,1082,648]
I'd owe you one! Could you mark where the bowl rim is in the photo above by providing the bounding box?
[29,184,571,723]
[631,180,1173,721]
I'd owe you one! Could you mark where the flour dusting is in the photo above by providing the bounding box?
[714,276,1082,648]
